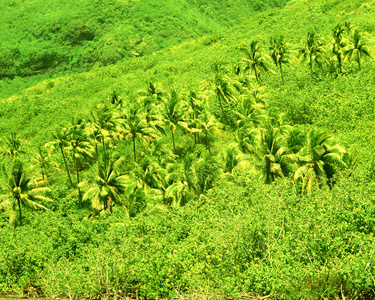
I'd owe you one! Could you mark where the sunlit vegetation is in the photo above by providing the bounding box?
[1,0,375,299]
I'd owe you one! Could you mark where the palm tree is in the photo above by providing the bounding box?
[260,124,297,184]
[47,126,74,187]
[241,41,269,82]
[207,63,237,125]
[110,91,123,108]
[299,32,325,76]
[235,93,267,130]
[131,157,167,192]
[269,35,290,84]
[185,90,206,144]
[332,24,346,73]
[68,124,94,187]
[189,154,221,197]
[294,128,347,193]
[32,145,57,180]
[79,155,127,214]
[120,104,157,162]
[123,182,148,218]
[0,160,52,227]
[138,82,165,131]
[344,28,373,71]
[89,103,118,157]
[160,89,186,152]
[198,111,221,155]
[1,132,25,158]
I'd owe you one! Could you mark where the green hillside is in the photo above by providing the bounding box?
[1,0,375,299]
[0,0,289,79]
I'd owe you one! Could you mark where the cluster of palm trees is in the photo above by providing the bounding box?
[0,69,350,226]
[239,23,373,83]
[2,24,365,226]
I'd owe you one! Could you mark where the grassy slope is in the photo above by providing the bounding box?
[1,0,375,154]
[0,0,289,83]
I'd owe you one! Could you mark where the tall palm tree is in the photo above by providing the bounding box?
[332,24,346,73]
[89,103,118,157]
[186,90,206,144]
[32,145,57,180]
[294,128,347,193]
[235,93,267,130]
[138,82,165,131]
[68,123,94,187]
[1,132,25,158]
[344,28,373,70]
[79,155,127,214]
[0,160,52,227]
[160,89,186,152]
[269,35,290,84]
[241,41,269,82]
[207,63,237,125]
[260,124,297,184]
[299,32,325,76]
[198,111,221,155]
[120,104,156,162]
[48,126,74,187]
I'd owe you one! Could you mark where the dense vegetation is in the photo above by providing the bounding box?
[1,0,375,299]
[0,0,289,80]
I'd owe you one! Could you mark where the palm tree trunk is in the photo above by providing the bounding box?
[75,156,80,186]
[41,166,45,180]
[17,198,22,227]
[205,131,211,155]
[358,52,361,70]
[132,136,136,162]
[171,129,176,152]
[337,53,343,73]
[60,145,73,187]
[109,198,113,215]
[279,64,284,84]
[102,135,106,156]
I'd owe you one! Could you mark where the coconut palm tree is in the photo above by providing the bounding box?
[120,104,157,162]
[241,41,269,82]
[260,124,297,184]
[332,24,346,73]
[123,182,148,218]
[48,126,74,187]
[269,35,290,84]
[1,132,25,158]
[235,93,267,129]
[79,155,127,214]
[89,103,118,157]
[68,123,94,187]
[344,28,373,70]
[32,145,57,180]
[110,91,123,108]
[299,32,325,76]
[207,63,237,125]
[198,111,221,155]
[0,160,52,227]
[294,128,347,193]
[185,90,206,144]
[160,89,186,152]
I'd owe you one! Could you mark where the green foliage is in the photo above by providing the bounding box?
[1,0,375,298]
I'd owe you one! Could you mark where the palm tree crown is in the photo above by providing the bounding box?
[0,160,52,227]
